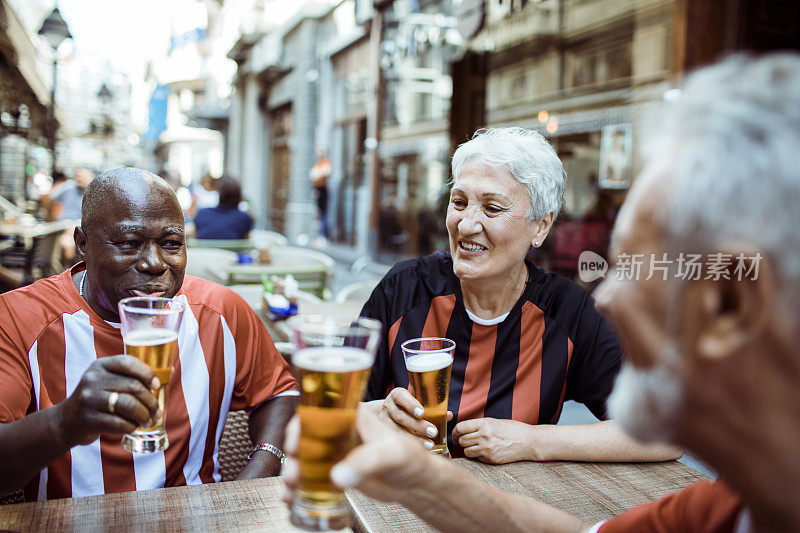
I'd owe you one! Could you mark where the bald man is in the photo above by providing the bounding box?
[0,167,298,501]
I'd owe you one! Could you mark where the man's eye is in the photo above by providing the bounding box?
[162,240,183,250]
[485,205,503,213]
[450,198,466,208]
[117,240,139,248]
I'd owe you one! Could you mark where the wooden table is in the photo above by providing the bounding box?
[347,458,709,532]
[0,459,707,532]
[0,477,342,532]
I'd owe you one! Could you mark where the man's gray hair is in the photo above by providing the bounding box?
[451,127,566,222]
[646,53,800,291]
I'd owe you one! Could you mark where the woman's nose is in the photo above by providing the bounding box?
[458,209,482,235]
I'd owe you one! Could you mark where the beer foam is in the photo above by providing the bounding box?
[405,352,453,373]
[293,346,373,372]
[124,328,179,346]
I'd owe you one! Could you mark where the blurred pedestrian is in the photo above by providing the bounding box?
[193,175,253,240]
[309,149,331,243]
[190,172,219,218]
[51,167,93,267]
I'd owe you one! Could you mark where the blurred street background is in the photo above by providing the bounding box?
[2,0,791,477]
[3,0,799,288]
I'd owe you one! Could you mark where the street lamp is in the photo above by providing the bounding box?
[37,7,72,177]
[96,83,114,169]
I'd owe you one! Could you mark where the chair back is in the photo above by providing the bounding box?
[187,238,255,254]
[335,279,379,306]
[250,229,288,247]
[186,247,239,283]
[217,410,254,481]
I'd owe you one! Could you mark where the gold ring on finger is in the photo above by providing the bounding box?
[108,391,119,414]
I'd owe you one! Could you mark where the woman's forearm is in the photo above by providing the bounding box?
[527,420,683,462]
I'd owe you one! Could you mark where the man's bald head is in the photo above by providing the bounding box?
[75,166,187,322]
[81,167,179,234]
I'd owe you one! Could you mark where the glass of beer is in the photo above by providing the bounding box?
[288,314,382,531]
[401,337,455,455]
[117,296,185,453]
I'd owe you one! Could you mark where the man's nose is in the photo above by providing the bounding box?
[136,243,168,274]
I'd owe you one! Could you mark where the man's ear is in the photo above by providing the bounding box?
[74,226,87,261]
[680,249,773,362]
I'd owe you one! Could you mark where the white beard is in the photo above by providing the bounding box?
[607,346,684,445]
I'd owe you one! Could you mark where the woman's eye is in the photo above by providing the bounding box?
[451,198,466,208]
[485,205,503,213]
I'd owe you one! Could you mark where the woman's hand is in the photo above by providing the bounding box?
[452,418,543,464]
[372,387,453,449]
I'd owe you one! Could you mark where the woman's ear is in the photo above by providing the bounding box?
[532,212,554,247]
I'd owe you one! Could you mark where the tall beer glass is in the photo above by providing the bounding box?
[288,315,381,531]
[118,297,185,453]
[401,337,455,455]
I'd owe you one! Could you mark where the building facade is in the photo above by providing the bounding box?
[225,0,800,270]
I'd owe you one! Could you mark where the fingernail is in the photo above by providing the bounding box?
[151,377,161,389]
[331,464,361,488]
[426,426,437,437]
[414,407,424,417]
[423,440,434,449]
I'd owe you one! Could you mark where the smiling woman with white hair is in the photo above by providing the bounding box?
[360,127,680,464]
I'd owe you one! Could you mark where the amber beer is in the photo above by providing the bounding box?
[401,338,456,455]
[293,346,372,522]
[123,328,179,434]
[406,351,454,454]
[118,296,185,454]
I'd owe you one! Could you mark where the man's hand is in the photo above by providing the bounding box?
[283,405,433,503]
[375,387,453,449]
[452,418,541,464]
[57,355,159,447]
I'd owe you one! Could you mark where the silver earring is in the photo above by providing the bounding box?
[534,241,540,247]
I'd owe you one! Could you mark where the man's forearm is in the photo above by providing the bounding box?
[528,420,682,462]
[0,403,72,495]
[399,455,588,533]
[238,395,298,479]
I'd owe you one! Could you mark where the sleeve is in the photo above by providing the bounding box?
[600,481,743,533]
[564,291,623,420]
[359,273,397,402]
[226,292,299,411]
[0,298,33,422]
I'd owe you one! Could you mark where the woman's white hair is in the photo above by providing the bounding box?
[645,53,800,293]
[451,127,566,222]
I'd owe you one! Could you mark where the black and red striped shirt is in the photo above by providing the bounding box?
[360,253,622,451]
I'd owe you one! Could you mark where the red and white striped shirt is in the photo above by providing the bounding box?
[0,264,298,501]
